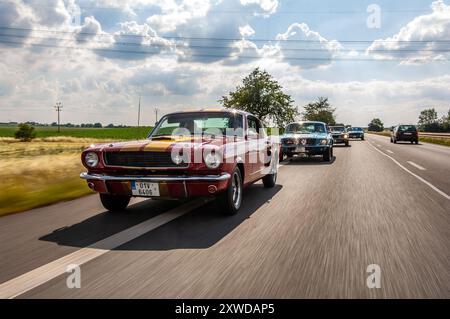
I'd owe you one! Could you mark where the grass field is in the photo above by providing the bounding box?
[0,137,101,216]
[0,125,153,140]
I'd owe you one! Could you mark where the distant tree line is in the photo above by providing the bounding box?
[417,108,450,132]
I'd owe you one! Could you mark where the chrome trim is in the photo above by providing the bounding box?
[80,172,231,182]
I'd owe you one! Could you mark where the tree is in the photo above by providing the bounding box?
[368,118,384,132]
[219,68,298,127]
[301,97,336,125]
[441,109,450,132]
[14,123,37,142]
[418,108,439,132]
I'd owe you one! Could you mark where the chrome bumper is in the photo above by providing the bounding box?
[80,172,231,182]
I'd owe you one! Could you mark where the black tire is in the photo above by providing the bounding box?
[390,137,393,143]
[415,140,419,144]
[218,167,243,215]
[393,138,397,144]
[345,141,349,147]
[100,193,131,212]
[279,151,284,162]
[262,171,277,188]
[361,136,365,141]
[323,147,331,162]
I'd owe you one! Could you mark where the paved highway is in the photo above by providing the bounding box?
[0,135,448,298]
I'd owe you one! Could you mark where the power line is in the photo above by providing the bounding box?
[2,26,450,44]
[1,38,449,63]
[2,32,450,53]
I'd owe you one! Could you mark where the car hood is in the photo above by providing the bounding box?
[87,136,230,153]
[282,133,328,139]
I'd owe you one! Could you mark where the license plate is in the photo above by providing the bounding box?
[403,133,411,135]
[296,146,305,152]
[131,181,160,197]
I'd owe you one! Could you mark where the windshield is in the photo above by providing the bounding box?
[285,123,326,134]
[330,126,346,132]
[399,125,417,132]
[150,112,243,138]
[349,127,363,131]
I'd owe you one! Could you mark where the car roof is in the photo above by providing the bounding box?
[286,121,326,126]
[166,108,254,117]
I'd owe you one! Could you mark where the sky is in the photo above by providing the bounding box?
[0,0,449,127]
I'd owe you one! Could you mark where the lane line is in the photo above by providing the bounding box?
[386,149,394,154]
[368,142,450,201]
[0,198,210,299]
[407,161,426,171]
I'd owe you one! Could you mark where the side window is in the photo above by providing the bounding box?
[247,116,258,135]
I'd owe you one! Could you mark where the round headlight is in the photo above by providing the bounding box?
[172,152,189,165]
[320,139,327,145]
[344,134,348,138]
[85,152,99,168]
[204,152,221,169]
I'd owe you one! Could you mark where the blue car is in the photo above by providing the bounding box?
[347,127,365,140]
[280,121,334,162]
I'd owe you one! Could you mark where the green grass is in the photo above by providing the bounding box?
[0,126,153,140]
[0,178,94,216]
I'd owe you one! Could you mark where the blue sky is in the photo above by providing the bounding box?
[0,0,449,127]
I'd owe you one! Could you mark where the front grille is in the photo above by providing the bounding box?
[104,151,187,168]
[332,134,342,139]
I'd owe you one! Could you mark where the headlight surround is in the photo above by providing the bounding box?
[343,134,348,139]
[204,152,221,169]
[320,139,328,145]
[84,152,99,168]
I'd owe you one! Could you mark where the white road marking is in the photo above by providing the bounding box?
[407,161,426,171]
[386,149,394,154]
[368,143,450,201]
[377,144,381,147]
[0,198,210,299]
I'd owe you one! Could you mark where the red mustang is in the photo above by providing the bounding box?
[80,109,279,215]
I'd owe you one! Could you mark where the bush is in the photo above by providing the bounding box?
[14,123,37,141]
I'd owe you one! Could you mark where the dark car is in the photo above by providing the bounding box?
[390,125,419,144]
[329,126,350,147]
[347,127,365,140]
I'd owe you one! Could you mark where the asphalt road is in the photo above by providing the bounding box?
[0,135,448,298]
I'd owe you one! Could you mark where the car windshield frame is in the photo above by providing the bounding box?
[330,126,346,132]
[349,127,363,131]
[148,112,244,138]
[285,122,326,134]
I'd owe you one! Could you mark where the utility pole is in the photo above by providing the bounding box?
[137,96,141,127]
[54,102,63,133]
[155,107,159,124]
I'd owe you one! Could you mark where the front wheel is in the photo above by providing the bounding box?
[323,147,332,162]
[100,193,131,212]
[345,141,349,147]
[218,167,243,215]
[415,140,419,144]
[262,172,277,188]
[361,136,365,140]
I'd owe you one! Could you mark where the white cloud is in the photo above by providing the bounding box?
[239,24,255,37]
[274,23,342,69]
[367,0,450,64]
[146,0,210,33]
[240,0,278,16]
